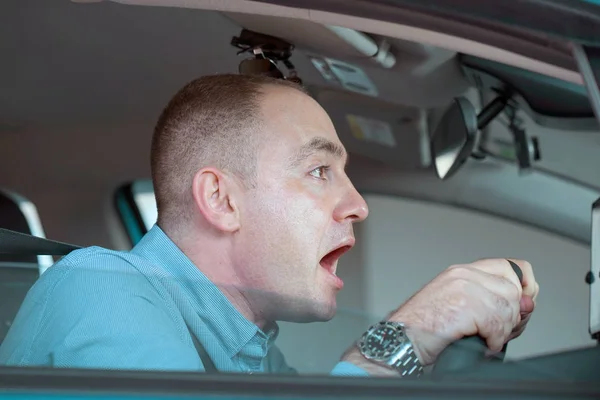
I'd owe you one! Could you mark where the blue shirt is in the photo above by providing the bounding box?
[0,225,367,376]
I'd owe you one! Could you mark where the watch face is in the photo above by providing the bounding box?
[359,322,405,360]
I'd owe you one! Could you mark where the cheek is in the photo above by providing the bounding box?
[242,184,327,266]
[271,182,328,242]
[283,179,329,223]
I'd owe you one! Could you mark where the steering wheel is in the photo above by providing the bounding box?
[431,260,524,376]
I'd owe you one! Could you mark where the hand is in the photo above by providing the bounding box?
[390,258,539,366]
[341,258,539,373]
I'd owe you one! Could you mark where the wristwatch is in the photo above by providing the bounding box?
[357,321,424,377]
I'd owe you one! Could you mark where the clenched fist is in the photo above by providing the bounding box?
[342,258,539,373]
[390,258,539,366]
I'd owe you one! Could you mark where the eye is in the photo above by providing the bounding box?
[309,165,330,180]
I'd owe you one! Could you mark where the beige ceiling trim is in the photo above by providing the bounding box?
[98,0,583,85]
[95,0,309,17]
[311,10,583,85]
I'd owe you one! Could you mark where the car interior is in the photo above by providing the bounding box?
[1,0,600,398]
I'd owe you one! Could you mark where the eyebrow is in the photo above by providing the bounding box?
[289,137,348,169]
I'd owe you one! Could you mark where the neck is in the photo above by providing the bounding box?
[163,223,270,330]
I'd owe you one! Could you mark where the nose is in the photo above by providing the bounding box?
[334,180,369,223]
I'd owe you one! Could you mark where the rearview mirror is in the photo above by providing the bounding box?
[430,97,478,180]
[239,58,284,79]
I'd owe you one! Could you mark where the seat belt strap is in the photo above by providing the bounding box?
[0,227,80,255]
[0,227,219,373]
[186,324,218,373]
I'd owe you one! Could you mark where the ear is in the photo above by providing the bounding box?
[191,168,241,232]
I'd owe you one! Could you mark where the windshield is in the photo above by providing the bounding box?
[1,0,599,399]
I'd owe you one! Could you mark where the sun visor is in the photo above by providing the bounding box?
[311,87,427,171]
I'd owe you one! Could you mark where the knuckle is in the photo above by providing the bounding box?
[487,257,508,265]
[471,258,497,271]
[484,314,504,338]
[503,323,514,342]
[449,276,472,293]
[445,264,471,280]
[446,263,466,273]
[444,282,471,309]
[494,294,511,312]
[512,259,534,276]
[496,296,516,323]
[489,292,517,327]
[450,291,470,310]
[505,278,522,301]
[519,260,533,271]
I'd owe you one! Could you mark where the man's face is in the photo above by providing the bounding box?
[233,86,369,323]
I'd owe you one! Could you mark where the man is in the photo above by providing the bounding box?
[0,74,538,377]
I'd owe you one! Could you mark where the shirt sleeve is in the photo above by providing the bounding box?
[330,361,370,376]
[24,254,205,371]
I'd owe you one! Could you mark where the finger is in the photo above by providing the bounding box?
[508,324,526,341]
[480,309,515,352]
[468,258,523,297]
[520,295,535,314]
[462,266,521,307]
[507,259,536,298]
[474,287,519,352]
[509,311,531,338]
[446,265,521,346]
[516,298,534,333]
[509,301,534,341]
[516,312,531,330]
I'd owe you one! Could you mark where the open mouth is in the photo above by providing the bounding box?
[319,245,352,275]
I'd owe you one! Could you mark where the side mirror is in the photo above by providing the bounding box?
[430,97,478,180]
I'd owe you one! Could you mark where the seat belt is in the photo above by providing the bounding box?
[0,227,80,255]
[186,324,218,373]
[0,226,220,373]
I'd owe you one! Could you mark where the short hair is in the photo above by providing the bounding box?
[150,73,308,227]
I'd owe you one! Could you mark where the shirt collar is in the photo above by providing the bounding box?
[130,224,279,357]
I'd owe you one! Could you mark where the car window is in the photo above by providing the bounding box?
[3,1,600,398]
[113,183,594,373]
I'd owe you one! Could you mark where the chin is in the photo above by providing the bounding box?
[290,310,336,323]
[315,309,336,322]
[307,299,337,322]
[280,299,337,323]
